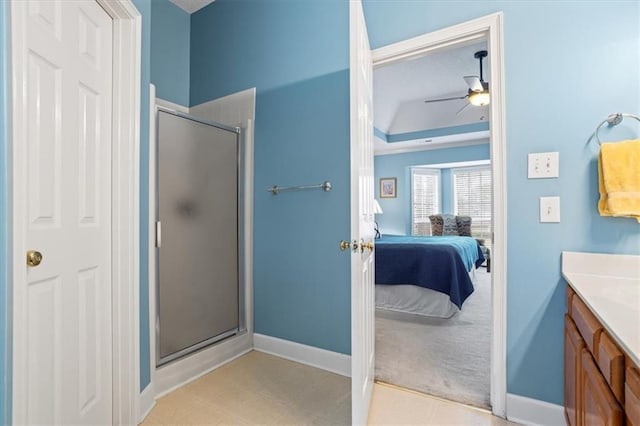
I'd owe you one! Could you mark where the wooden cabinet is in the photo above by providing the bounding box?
[580,349,624,426]
[565,286,638,426]
[566,315,585,426]
[627,367,640,425]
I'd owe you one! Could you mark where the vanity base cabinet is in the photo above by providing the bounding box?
[565,286,637,426]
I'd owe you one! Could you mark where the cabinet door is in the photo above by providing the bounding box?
[566,315,586,426]
[627,366,640,426]
[581,349,624,426]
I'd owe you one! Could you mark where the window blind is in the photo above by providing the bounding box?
[453,166,492,247]
[411,168,440,236]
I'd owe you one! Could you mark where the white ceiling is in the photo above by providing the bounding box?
[373,40,490,137]
[168,0,215,14]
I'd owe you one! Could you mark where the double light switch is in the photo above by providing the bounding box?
[528,152,561,223]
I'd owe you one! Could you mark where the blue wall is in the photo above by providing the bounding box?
[151,0,190,106]
[374,144,490,235]
[191,0,351,354]
[132,0,152,392]
[364,0,640,405]
[0,1,10,422]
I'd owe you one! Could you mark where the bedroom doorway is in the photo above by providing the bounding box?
[366,13,506,416]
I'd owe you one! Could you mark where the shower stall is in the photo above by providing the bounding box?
[155,107,245,366]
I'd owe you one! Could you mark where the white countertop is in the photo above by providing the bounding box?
[562,251,640,367]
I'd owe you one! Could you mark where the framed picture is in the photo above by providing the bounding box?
[379,177,397,198]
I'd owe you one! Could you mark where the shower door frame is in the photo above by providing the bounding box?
[153,106,246,367]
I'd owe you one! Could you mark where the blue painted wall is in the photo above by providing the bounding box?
[374,144,490,235]
[364,0,640,405]
[191,0,351,354]
[151,0,190,106]
[0,2,10,422]
[132,0,152,391]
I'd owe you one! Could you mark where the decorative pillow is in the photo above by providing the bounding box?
[429,214,443,236]
[456,215,472,236]
[442,214,458,235]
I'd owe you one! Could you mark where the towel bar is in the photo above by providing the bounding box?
[594,113,640,145]
[267,181,332,195]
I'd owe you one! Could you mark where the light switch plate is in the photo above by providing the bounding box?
[528,152,560,179]
[540,196,560,222]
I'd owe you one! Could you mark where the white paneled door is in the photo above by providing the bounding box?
[12,0,114,424]
[349,0,375,424]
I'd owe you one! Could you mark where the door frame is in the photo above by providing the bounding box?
[9,0,142,423]
[368,13,507,417]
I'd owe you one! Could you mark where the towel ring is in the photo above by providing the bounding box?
[594,113,640,145]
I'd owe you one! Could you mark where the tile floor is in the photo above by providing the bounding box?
[142,351,516,425]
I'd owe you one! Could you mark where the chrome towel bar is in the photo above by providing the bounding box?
[267,181,332,195]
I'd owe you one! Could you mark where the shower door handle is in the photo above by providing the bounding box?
[156,221,162,248]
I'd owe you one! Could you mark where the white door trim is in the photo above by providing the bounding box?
[370,12,507,417]
[9,0,142,424]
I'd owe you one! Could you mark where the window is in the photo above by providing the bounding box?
[453,166,492,246]
[411,168,440,236]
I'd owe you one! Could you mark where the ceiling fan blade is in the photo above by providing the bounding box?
[464,76,483,92]
[456,102,472,116]
[424,95,467,104]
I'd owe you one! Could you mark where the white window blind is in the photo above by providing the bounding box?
[453,166,492,247]
[411,168,440,236]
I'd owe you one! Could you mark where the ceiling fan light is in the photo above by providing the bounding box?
[469,90,490,106]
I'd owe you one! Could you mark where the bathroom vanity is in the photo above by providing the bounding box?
[563,252,640,426]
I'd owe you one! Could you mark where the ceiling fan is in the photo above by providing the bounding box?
[424,50,490,110]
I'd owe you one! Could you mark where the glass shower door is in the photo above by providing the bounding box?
[156,109,240,365]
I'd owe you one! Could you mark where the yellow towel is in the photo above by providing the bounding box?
[598,139,640,222]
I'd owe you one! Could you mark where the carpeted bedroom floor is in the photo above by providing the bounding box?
[375,267,492,409]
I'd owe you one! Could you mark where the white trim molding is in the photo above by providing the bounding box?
[97,2,142,423]
[253,334,351,378]
[371,12,507,418]
[506,393,566,426]
[138,384,156,424]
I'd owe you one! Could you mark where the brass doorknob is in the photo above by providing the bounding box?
[361,241,374,252]
[26,250,43,267]
[339,240,360,252]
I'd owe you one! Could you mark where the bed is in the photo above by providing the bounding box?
[375,234,485,318]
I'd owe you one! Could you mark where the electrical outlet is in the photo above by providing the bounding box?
[528,152,559,179]
[540,196,560,223]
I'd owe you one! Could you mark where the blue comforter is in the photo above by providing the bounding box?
[375,235,485,309]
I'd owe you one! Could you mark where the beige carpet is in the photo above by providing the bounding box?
[375,268,492,409]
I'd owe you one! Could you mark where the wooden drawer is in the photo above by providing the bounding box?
[627,366,640,425]
[596,332,625,404]
[572,294,603,353]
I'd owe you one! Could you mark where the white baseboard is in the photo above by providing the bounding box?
[154,332,253,398]
[253,333,351,378]
[138,383,156,423]
[506,393,566,426]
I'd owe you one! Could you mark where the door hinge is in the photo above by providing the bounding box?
[156,221,162,248]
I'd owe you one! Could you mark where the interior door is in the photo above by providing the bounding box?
[350,0,375,424]
[11,1,114,424]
